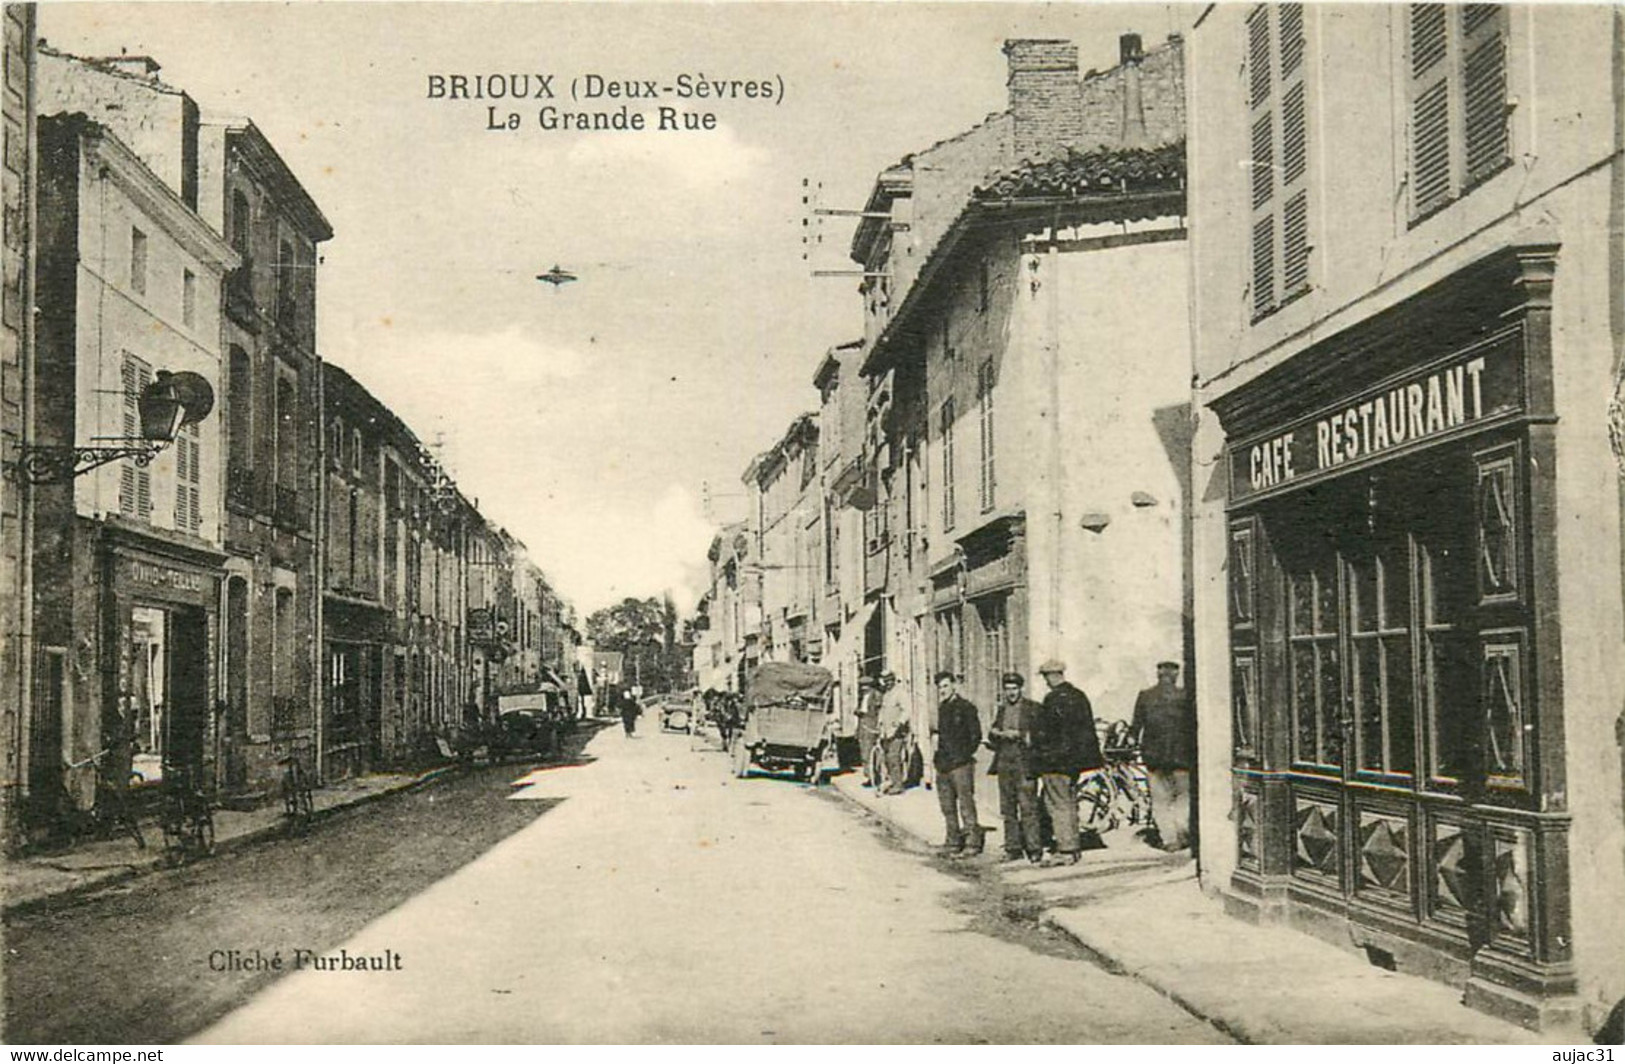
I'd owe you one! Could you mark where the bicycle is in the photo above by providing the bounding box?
[158,762,215,865]
[1076,720,1155,836]
[277,738,316,835]
[57,749,146,850]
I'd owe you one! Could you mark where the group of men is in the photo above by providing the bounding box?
[856,659,1194,867]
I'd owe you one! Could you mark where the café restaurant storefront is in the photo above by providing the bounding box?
[99,522,225,794]
[1210,245,1582,1026]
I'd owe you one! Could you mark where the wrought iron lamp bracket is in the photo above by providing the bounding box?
[5,440,166,485]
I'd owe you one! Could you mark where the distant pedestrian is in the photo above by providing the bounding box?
[854,676,881,786]
[1132,660,1194,851]
[1032,659,1104,866]
[987,672,1042,863]
[932,671,983,858]
[877,672,910,795]
[620,691,641,737]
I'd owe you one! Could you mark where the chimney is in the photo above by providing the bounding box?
[1004,39,1083,163]
[1119,33,1149,150]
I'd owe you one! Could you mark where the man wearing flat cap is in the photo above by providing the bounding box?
[1132,660,1194,851]
[932,671,984,857]
[855,675,881,787]
[987,672,1042,863]
[1031,659,1104,865]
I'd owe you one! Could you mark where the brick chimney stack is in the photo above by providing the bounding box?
[1004,39,1084,163]
[1119,33,1149,149]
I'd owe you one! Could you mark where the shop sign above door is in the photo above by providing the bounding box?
[1229,325,1526,504]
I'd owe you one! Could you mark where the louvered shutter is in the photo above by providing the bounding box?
[174,424,190,529]
[187,431,202,532]
[120,358,138,515]
[1252,217,1276,317]
[1462,6,1508,185]
[1283,192,1310,294]
[1411,4,1453,216]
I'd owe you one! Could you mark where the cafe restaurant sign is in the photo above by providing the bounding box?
[1230,326,1525,503]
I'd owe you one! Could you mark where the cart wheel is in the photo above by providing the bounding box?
[731,741,750,779]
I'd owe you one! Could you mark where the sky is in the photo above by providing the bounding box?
[38,1,1196,616]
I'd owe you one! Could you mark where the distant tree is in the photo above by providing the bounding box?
[587,596,681,693]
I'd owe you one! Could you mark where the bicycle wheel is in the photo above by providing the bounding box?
[1077,772,1119,834]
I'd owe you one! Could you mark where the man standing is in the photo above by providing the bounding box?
[988,672,1042,863]
[1132,660,1195,851]
[854,676,881,786]
[1032,659,1104,866]
[877,672,910,795]
[619,690,641,737]
[932,671,983,857]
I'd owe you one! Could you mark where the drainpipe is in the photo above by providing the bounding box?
[1045,213,1064,649]
[13,13,39,852]
[313,355,325,783]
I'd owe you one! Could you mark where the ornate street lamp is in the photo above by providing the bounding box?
[5,370,215,485]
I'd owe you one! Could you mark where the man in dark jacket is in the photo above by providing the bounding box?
[1032,659,1104,865]
[987,672,1042,863]
[932,671,983,857]
[1132,660,1195,851]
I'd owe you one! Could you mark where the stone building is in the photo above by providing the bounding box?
[29,112,236,831]
[850,34,1190,755]
[1186,3,1624,1032]
[1,2,37,850]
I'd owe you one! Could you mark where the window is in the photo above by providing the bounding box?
[130,227,148,296]
[227,345,252,477]
[330,419,345,470]
[276,238,296,326]
[119,353,153,518]
[1409,4,1510,221]
[940,399,956,532]
[940,315,954,362]
[352,428,364,478]
[182,269,196,328]
[1247,3,1311,319]
[977,360,996,512]
[275,374,297,489]
[978,258,990,314]
[173,421,202,534]
[230,191,251,256]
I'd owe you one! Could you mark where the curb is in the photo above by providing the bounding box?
[3,766,457,919]
[1035,910,1255,1045]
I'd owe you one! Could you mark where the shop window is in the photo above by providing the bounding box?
[1287,557,1342,770]
[119,354,154,519]
[1247,3,1311,320]
[1408,4,1511,222]
[129,606,167,784]
[1422,518,1475,784]
[1347,539,1416,777]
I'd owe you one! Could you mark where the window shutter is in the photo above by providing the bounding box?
[120,358,138,515]
[1281,82,1307,185]
[1462,13,1508,184]
[1252,217,1276,317]
[1278,4,1305,76]
[1411,4,1447,77]
[1282,191,1310,294]
[1247,7,1272,107]
[175,427,191,529]
[1412,81,1452,215]
[1251,115,1275,209]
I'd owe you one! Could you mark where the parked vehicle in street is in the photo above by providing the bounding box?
[491,691,566,761]
[659,696,693,733]
[731,662,834,783]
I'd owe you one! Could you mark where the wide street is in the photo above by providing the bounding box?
[6,719,1230,1044]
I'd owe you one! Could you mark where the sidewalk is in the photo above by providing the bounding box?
[829,759,1548,1045]
[2,767,451,917]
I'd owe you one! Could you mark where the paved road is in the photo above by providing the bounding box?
[192,723,1227,1044]
[2,731,595,1045]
